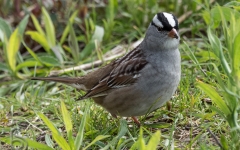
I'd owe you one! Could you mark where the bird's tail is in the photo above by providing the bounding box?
[31,77,79,84]
[31,77,86,90]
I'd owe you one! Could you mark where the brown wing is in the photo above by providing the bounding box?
[79,48,148,99]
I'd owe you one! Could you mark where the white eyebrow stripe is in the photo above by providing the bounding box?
[163,12,176,27]
[152,15,163,28]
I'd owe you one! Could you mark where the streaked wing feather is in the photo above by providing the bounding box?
[80,47,147,99]
[79,81,109,99]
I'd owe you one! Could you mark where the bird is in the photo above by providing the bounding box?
[31,12,181,125]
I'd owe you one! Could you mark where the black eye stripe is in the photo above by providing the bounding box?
[151,20,169,32]
[153,13,178,31]
[151,22,160,29]
[151,21,163,31]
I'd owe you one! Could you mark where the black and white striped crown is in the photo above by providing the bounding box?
[151,12,178,31]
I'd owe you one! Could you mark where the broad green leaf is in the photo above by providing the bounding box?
[80,25,104,59]
[52,132,71,150]
[18,15,29,37]
[0,17,12,40]
[60,101,74,148]
[51,45,64,64]
[26,31,50,52]
[37,112,60,135]
[31,14,45,36]
[92,26,104,42]
[16,60,42,71]
[83,135,110,150]
[7,28,20,72]
[146,130,161,150]
[60,10,79,44]
[38,55,60,67]
[42,7,56,47]
[197,81,231,116]
[0,137,54,150]
[74,103,90,150]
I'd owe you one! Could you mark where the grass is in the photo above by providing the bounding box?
[0,0,240,149]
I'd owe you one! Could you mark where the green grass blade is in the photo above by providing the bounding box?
[207,27,231,76]
[37,112,60,135]
[69,23,80,63]
[38,112,72,149]
[117,119,128,138]
[101,119,128,149]
[60,10,79,45]
[31,14,45,36]
[74,102,90,150]
[51,44,64,64]
[42,7,56,47]
[52,132,71,150]
[220,135,229,150]
[22,41,43,64]
[60,100,74,148]
[196,81,231,116]
[18,15,29,37]
[26,31,50,52]
[146,130,161,150]
[16,60,42,71]
[7,28,20,73]
[233,32,240,81]
[45,134,54,148]
[130,127,145,150]
[83,135,110,150]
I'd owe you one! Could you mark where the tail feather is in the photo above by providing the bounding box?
[31,77,87,90]
[31,77,79,84]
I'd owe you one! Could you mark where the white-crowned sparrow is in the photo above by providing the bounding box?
[32,12,181,123]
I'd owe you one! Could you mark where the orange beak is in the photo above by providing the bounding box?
[168,28,178,39]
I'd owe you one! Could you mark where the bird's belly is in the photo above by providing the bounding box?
[100,64,180,117]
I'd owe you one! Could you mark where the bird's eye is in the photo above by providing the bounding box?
[157,27,163,31]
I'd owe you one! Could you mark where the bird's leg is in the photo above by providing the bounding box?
[132,116,141,126]
[166,101,172,111]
